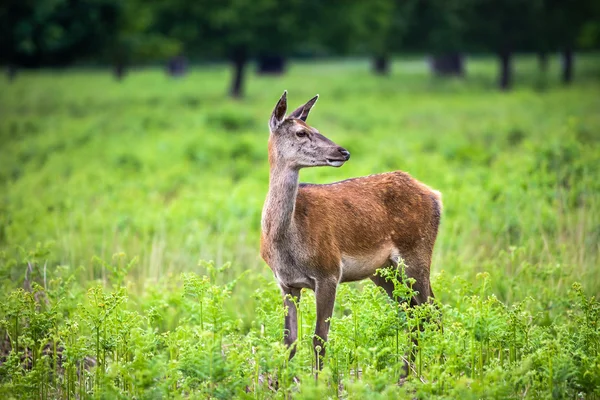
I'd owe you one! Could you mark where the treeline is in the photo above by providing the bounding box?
[1,0,599,95]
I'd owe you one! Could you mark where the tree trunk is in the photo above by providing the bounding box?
[431,53,464,77]
[230,47,248,98]
[372,55,390,75]
[113,63,126,81]
[6,64,17,82]
[538,51,549,74]
[536,51,550,89]
[562,48,573,84]
[498,50,512,91]
[257,54,286,75]
[166,55,188,77]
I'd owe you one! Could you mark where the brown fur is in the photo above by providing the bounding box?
[297,172,439,272]
[261,172,441,299]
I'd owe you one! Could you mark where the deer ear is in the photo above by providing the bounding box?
[289,95,319,122]
[269,90,288,131]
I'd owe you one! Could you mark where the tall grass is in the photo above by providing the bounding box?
[1,54,599,398]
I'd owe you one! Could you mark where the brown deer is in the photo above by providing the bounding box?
[260,91,442,371]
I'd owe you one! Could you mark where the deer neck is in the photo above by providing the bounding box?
[262,163,300,242]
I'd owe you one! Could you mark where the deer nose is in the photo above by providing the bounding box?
[338,147,350,160]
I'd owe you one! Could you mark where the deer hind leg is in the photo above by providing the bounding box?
[371,252,433,305]
[281,285,302,359]
[313,278,337,371]
[402,250,443,377]
[398,251,433,306]
[370,251,434,379]
[370,273,414,379]
[370,273,403,302]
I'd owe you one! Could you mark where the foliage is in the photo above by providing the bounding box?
[0,56,599,397]
[407,0,473,54]
[0,0,179,70]
[0,255,598,398]
[3,0,599,69]
[103,0,181,68]
[0,0,118,66]
[315,0,416,57]
[153,0,309,58]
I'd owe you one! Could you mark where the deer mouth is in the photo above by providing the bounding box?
[326,159,347,167]
[325,147,350,167]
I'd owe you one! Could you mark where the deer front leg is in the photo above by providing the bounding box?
[313,279,337,370]
[282,285,301,359]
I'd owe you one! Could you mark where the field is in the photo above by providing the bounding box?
[1,55,599,398]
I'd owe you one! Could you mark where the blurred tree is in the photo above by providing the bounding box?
[3,0,597,87]
[0,0,118,79]
[204,0,262,97]
[533,0,553,78]
[354,0,399,75]
[166,54,188,77]
[99,0,180,80]
[468,0,540,90]
[257,55,286,75]
[253,0,311,75]
[312,0,361,58]
[155,0,310,97]
[537,0,597,84]
[367,0,418,75]
[577,1,600,51]
[0,0,179,81]
[419,0,472,77]
[316,0,417,75]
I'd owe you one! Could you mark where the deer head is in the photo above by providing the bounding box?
[268,91,350,169]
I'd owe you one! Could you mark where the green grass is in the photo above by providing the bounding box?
[0,54,599,398]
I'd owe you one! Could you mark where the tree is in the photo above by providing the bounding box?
[253,0,313,75]
[315,0,417,75]
[418,0,472,77]
[578,1,600,51]
[353,0,398,75]
[0,0,119,78]
[0,0,179,81]
[99,0,181,80]
[536,0,595,84]
[365,0,418,75]
[468,0,540,90]
[155,0,310,97]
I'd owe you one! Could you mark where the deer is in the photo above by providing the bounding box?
[260,91,442,374]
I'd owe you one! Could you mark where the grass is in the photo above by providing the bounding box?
[0,54,599,398]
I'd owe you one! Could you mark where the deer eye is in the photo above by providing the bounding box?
[296,130,308,138]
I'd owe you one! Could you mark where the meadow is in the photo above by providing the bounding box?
[0,55,599,398]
